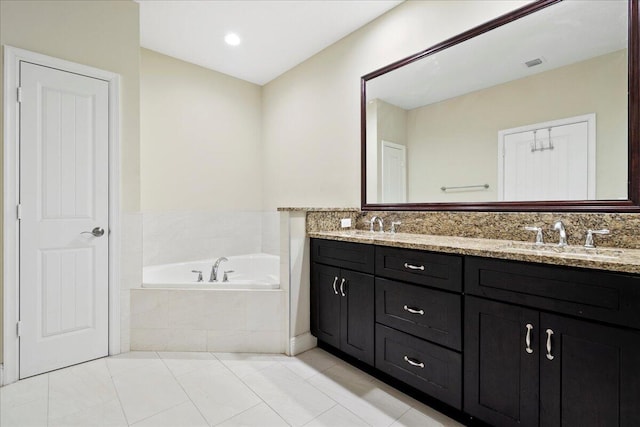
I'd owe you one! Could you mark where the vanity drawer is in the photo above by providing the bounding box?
[375,246,462,292]
[311,238,374,274]
[375,324,462,410]
[375,278,461,350]
[466,256,640,329]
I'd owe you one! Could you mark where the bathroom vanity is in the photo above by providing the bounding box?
[309,234,640,427]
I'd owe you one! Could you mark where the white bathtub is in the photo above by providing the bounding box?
[143,253,279,289]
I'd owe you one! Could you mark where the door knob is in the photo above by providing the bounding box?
[82,227,105,237]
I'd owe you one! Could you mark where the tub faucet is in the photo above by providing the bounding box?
[553,221,568,247]
[370,216,384,233]
[210,257,228,282]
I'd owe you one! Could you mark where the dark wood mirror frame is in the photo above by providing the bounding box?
[361,0,640,212]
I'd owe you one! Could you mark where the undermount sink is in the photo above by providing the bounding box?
[500,241,624,260]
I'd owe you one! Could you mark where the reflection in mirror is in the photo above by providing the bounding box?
[364,0,629,205]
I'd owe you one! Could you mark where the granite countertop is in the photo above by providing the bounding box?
[308,230,640,274]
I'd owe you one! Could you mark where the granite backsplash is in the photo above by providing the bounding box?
[306,210,640,250]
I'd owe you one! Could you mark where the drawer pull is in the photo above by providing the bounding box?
[403,355,425,368]
[404,263,425,271]
[545,329,555,361]
[403,305,425,315]
[525,323,534,354]
[339,278,346,297]
[332,277,339,295]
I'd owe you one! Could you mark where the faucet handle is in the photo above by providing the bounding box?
[584,229,610,248]
[222,270,234,282]
[192,270,203,282]
[524,226,544,245]
[391,222,401,234]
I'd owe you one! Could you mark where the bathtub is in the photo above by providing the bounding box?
[133,253,285,353]
[143,253,279,289]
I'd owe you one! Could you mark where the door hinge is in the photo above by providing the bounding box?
[17,87,22,103]
[16,321,22,337]
[17,204,22,220]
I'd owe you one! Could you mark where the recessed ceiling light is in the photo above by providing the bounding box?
[224,33,241,46]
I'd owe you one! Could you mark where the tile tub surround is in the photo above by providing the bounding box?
[142,211,280,267]
[130,289,286,353]
[307,210,640,250]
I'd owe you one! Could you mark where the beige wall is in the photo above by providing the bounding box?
[0,0,140,365]
[140,49,263,211]
[261,0,531,210]
[406,49,628,202]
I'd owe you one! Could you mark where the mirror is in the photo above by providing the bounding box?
[362,0,640,211]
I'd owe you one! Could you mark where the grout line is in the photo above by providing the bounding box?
[299,402,339,427]
[157,352,210,426]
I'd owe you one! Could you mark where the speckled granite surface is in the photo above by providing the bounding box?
[308,230,640,274]
[305,209,640,273]
[307,211,640,249]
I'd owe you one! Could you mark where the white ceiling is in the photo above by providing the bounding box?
[137,0,403,85]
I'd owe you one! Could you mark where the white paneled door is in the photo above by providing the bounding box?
[19,62,110,378]
[381,140,407,203]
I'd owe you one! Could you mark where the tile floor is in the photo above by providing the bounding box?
[0,348,463,427]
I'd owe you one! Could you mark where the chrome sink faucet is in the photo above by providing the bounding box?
[210,256,228,282]
[553,221,567,247]
[370,216,384,233]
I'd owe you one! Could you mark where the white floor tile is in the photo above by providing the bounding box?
[391,406,465,427]
[158,351,221,377]
[214,352,283,378]
[48,399,127,427]
[112,360,189,424]
[177,364,262,425]
[216,402,289,427]
[48,358,118,420]
[242,364,336,426]
[307,363,411,427]
[0,373,48,408]
[304,404,369,427]
[278,347,341,380]
[0,397,49,427]
[0,347,463,427]
[130,401,208,427]
[106,351,163,378]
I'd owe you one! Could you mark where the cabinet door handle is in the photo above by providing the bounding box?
[545,329,555,360]
[404,263,425,271]
[525,323,534,354]
[403,355,425,368]
[332,277,339,295]
[339,278,346,297]
[403,305,425,315]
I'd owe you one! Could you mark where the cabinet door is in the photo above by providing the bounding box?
[540,313,640,427]
[465,296,539,427]
[311,263,341,349]
[340,269,375,365]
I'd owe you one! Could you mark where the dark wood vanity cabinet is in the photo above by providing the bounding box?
[311,238,640,426]
[310,239,375,365]
[465,257,640,427]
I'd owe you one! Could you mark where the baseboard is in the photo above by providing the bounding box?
[289,332,317,356]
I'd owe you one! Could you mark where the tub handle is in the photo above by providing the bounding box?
[222,270,234,283]
[192,270,203,282]
[332,277,339,295]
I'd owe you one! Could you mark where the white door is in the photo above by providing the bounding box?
[499,115,595,201]
[381,140,407,203]
[19,61,110,378]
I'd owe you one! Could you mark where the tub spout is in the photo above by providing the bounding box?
[210,257,228,282]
